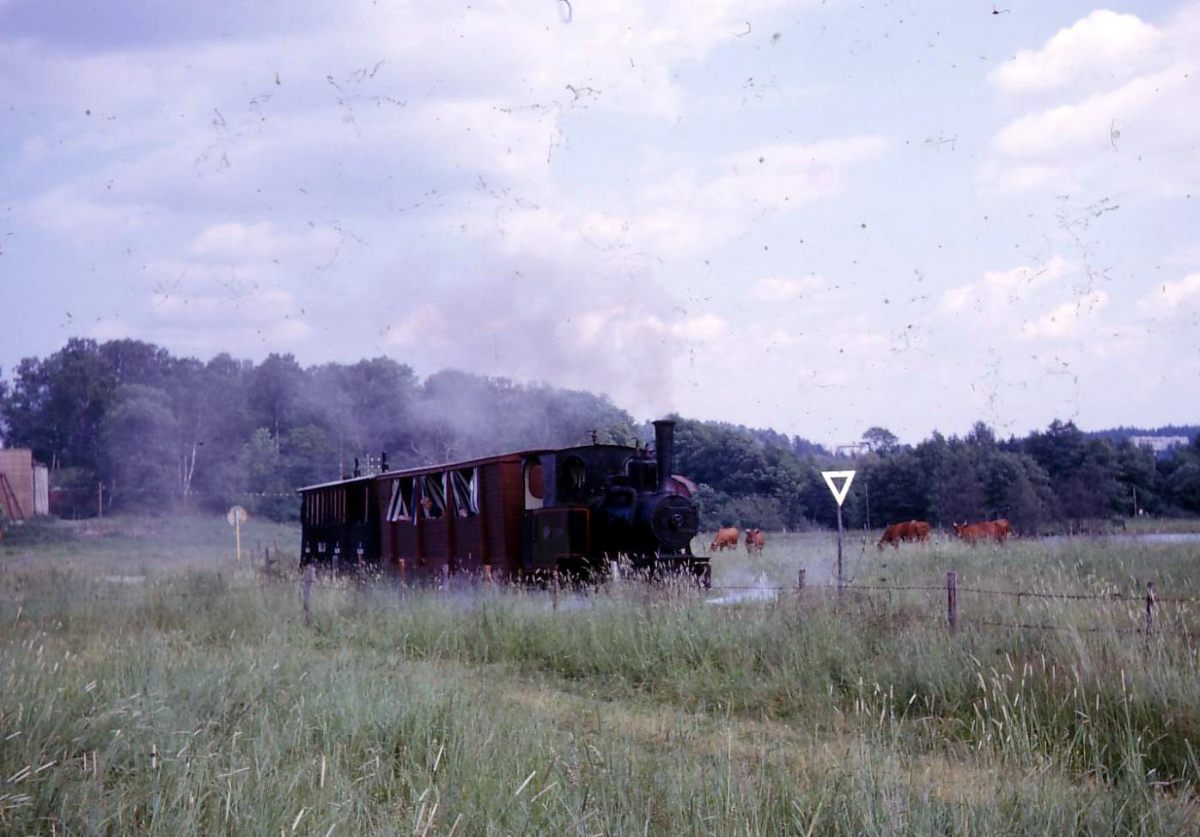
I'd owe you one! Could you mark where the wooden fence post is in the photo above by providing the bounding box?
[797,568,806,593]
[302,565,314,626]
[1146,581,1156,640]
[947,571,958,634]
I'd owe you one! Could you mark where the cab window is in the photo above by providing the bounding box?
[524,459,544,510]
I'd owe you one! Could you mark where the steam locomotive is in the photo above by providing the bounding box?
[298,420,707,584]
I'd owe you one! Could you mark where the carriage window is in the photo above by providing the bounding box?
[524,460,544,510]
[450,467,478,517]
[387,477,415,523]
[347,483,367,523]
[420,473,446,519]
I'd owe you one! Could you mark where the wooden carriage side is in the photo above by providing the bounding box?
[300,475,378,570]
[373,452,544,582]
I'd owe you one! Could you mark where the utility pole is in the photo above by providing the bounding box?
[864,479,871,532]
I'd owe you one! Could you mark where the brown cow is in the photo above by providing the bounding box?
[744,528,766,555]
[953,519,1010,545]
[877,520,931,550]
[878,522,907,549]
[710,526,740,551]
[993,519,1011,542]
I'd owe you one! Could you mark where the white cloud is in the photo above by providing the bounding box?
[992,66,1194,159]
[751,275,829,302]
[677,313,728,341]
[989,10,1160,94]
[27,185,152,241]
[939,256,1073,314]
[984,63,1200,198]
[83,223,324,358]
[703,137,889,213]
[984,256,1072,298]
[976,162,1079,195]
[621,136,887,257]
[383,304,449,347]
[984,5,1200,198]
[121,266,313,355]
[1021,290,1108,339]
[448,134,887,266]
[1137,272,1200,317]
[6,1,808,250]
[565,306,725,350]
[20,135,49,163]
[188,222,341,263]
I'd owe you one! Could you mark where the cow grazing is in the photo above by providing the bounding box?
[710,526,740,551]
[993,519,1011,542]
[953,519,1010,545]
[911,520,931,543]
[878,522,906,550]
[877,520,931,550]
[744,528,766,555]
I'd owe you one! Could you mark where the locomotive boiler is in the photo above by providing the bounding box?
[298,420,707,584]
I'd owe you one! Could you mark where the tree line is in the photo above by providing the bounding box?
[673,419,1200,533]
[0,339,636,519]
[1,338,1196,530]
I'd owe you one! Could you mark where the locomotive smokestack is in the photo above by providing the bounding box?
[653,419,675,493]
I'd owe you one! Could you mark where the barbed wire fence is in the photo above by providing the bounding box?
[706,573,1199,641]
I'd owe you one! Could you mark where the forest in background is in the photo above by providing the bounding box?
[1,338,1197,531]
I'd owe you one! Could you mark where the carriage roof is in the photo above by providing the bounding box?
[296,443,644,494]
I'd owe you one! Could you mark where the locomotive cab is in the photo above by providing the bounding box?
[520,421,704,583]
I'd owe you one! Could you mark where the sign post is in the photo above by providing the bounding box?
[821,470,856,594]
[227,505,248,562]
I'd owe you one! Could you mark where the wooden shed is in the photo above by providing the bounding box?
[0,448,50,520]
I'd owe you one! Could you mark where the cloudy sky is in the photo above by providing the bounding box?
[1,0,1196,446]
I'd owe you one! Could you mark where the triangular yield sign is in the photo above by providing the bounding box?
[821,470,856,507]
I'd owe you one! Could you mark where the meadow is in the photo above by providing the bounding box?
[2,516,1200,834]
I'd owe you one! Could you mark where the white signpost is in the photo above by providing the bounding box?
[821,470,856,593]
[227,505,248,562]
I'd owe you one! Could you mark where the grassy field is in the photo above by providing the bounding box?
[2,517,1200,834]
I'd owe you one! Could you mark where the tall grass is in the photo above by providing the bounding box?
[1,520,1199,833]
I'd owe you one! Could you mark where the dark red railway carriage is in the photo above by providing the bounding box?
[298,420,707,584]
